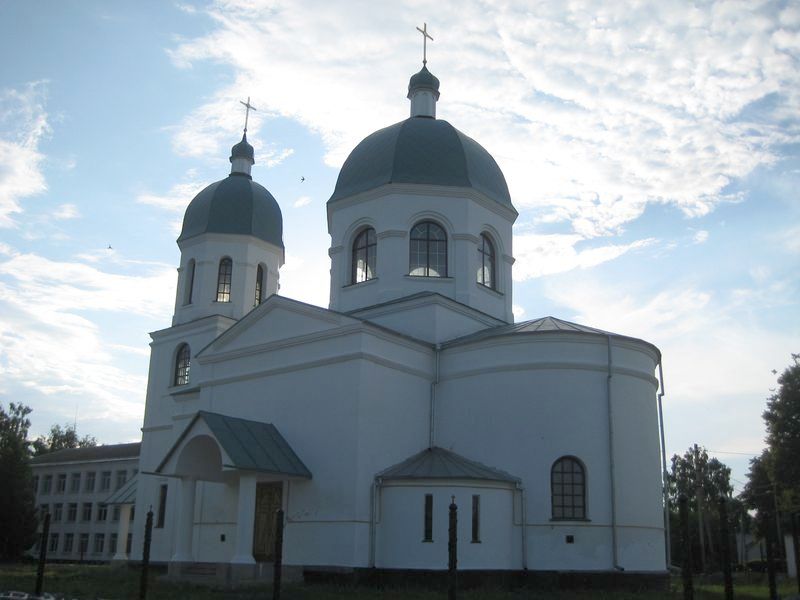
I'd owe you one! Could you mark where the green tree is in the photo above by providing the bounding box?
[762,353,800,511]
[0,403,38,559]
[32,422,97,456]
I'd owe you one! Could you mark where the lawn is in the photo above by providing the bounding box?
[0,563,797,599]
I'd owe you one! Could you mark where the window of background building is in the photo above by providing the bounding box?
[70,473,81,493]
[116,470,127,490]
[112,506,120,522]
[79,533,89,555]
[97,503,107,522]
[42,475,52,493]
[67,503,77,522]
[63,533,74,553]
[85,471,96,492]
[82,502,92,521]
[93,534,104,554]
[471,495,481,543]
[32,475,39,494]
[109,533,117,555]
[56,473,66,494]
[101,471,111,491]
[53,503,63,522]
[48,533,59,553]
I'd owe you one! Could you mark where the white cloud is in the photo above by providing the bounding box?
[693,230,709,244]
[293,195,311,208]
[512,304,526,320]
[0,81,50,227]
[52,203,79,220]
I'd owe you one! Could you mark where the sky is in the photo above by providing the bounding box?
[0,0,797,493]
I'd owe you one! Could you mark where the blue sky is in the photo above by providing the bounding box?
[0,0,797,492]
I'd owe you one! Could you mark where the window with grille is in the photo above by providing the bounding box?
[477,233,496,289]
[85,472,95,492]
[410,222,447,277]
[352,228,377,283]
[101,471,111,491]
[216,257,233,302]
[174,343,191,386]
[254,264,265,306]
[48,533,59,552]
[64,533,74,553]
[70,473,81,493]
[82,502,93,521]
[551,456,586,520]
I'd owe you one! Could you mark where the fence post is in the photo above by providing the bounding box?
[139,508,153,600]
[679,495,693,600]
[765,514,777,600]
[35,511,50,596]
[448,496,458,600]
[718,497,733,600]
[273,508,285,600]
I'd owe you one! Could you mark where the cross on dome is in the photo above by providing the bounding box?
[239,96,257,133]
[416,22,433,65]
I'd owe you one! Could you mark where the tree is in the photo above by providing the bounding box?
[32,422,97,456]
[0,403,38,559]
[667,444,733,571]
[762,353,800,511]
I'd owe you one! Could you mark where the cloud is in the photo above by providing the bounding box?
[52,203,79,220]
[0,81,50,227]
[137,178,207,234]
[293,195,311,208]
[513,233,655,279]
[0,247,176,423]
[692,230,709,244]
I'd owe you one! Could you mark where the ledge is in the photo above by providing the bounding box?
[169,385,201,397]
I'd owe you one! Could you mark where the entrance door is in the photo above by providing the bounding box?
[252,482,283,562]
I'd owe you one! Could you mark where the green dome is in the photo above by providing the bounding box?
[179,173,284,247]
[230,133,254,162]
[328,117,513,209]
[407,66,440,98]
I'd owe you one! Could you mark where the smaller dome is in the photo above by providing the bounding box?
[230,133,254,162]
[179,174,284,248]
[408,66,440,99]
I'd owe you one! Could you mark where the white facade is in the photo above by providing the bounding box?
[130,65,668,579]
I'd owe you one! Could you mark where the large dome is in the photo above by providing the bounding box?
[328,117,513,209]
[179,173,284,247]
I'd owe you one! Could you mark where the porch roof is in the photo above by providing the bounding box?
[377,446,520,483]
[104,473,138,505]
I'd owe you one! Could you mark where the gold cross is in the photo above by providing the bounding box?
[416,23,434,65]
[239,96,257,133]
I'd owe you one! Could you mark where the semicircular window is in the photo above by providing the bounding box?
[551,456,586,520]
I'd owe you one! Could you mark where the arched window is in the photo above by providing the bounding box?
[216,258,232,303]
[551,457,586,520]
[174,344,191,386]
[477,233,495,289]
[352,228,377,283]
[254,264,265,306]
[409,221,447,277]
[183,259,195,305]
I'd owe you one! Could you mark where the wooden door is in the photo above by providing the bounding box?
[252,482,283,562]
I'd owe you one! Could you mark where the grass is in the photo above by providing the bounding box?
[0,563,797,599]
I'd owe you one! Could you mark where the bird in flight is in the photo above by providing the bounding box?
[300,176,305,183]
[107,244,113,250]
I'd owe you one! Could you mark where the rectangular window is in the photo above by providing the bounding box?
[79,533,89,555]
[42,475,52,493]
[70,472,81,493]
[156,484,168,528]
[63,533,74,553]
[97,503,107,522]
[130,505,135,522]
[48,533,59,553]
[56,473,66,493]
[216,259,232,302]
[471,495,481,543]
[67,503,77,522]
[101,471,111,491]
[423,494,433,542]
[85,471,96,492]
[39,504,48,518]
[32,475,39,494]
[82,502,93,521]
[93,534,104,554]
[126,533,132,554]
[112,506,120,522]
[53,503,63,522]
[109,533,118,555]
[116,470,127,491]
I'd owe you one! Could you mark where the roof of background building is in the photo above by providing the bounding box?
[30,442,141,465]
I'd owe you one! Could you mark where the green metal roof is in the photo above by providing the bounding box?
[105,473,138,505]
[157,411,311,479]
[328,117,513,210]
[179,174,284,247]
[230,133,254,162]
[377,446,519,483]
[407,66,440,98]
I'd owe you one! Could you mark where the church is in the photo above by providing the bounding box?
[128,54,669,582]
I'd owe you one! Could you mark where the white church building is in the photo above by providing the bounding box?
[128,60,669,582]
